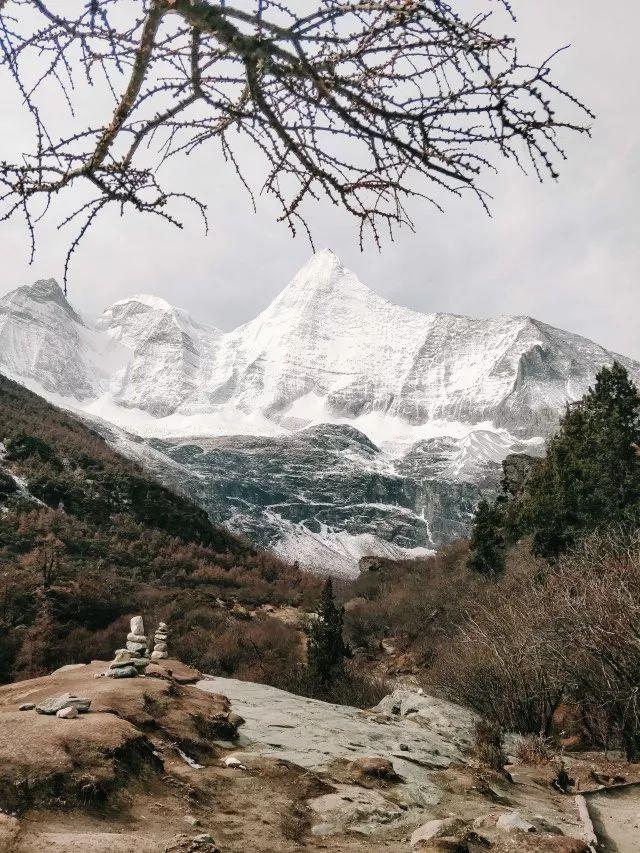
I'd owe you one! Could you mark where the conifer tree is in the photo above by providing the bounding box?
[306,578,350,687]
[516,362,640,559]
[467,500,506,576]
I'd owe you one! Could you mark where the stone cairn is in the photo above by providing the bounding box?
[106,615,151,678]
[151,621,169,661]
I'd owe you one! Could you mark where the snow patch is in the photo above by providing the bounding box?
[269,513,434,579]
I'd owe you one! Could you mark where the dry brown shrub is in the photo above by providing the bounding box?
[473,719,507,771]
[516,735,555,766]
[432,529,640,761]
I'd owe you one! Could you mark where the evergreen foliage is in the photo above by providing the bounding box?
[467,499,506,576]
[306,578,350,686]
[510,362,640,559]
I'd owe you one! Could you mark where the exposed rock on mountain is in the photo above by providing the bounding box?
[2,251,638,573]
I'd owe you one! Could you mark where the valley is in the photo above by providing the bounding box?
[2,251,636,574]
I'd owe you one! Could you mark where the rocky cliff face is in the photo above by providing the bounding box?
[137,425,481,576]
[2,251,638,574]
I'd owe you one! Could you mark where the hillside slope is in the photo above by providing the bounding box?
[0,374,317,683]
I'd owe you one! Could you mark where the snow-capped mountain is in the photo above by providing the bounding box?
[1,251,638,575]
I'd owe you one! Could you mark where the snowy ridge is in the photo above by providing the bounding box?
[2,250,635,443]
[1,251,638,573]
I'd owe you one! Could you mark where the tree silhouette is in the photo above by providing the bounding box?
[511,362,640,559]
[306,578,349,686]
[467,498,505,576]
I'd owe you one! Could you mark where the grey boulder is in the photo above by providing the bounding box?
[36,693,91,715]
[106,665,139,679]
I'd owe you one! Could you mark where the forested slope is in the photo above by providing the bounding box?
[0,374,318,683]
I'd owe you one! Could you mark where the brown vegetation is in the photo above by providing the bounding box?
[433,531,640,760]
[340,528,640,761]
[473,719,507,772]
[342,539,484,669]
[0,374,320,686]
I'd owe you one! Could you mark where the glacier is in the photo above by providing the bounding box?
[1,249,638,576]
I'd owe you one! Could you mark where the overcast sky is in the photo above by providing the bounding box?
[1,1,638,359]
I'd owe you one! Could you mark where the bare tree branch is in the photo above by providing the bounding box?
[0,0,593,288]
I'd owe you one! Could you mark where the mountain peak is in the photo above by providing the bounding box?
[29,278,66,302]
[0,278,83,325]
[287,249,344,288]
[274,250,375,310]
[25,279,76,314]
[109,293,175,312]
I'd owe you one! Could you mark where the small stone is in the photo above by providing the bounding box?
[126,641,148,654]
[56,706,78,719]
[158,622,167,629]
[184,815,200,827]
[106,665,139,678]
[131,657,150,670]
[381,638,396,655]
[110,650,136,668]
[411,818,467,849]
[153,642,168,653]
[35,694,91,715]
[496,810,536,833]
[193,834,215,843]
[150,650,168,661]
[227,711,245,729]
[127,633,147,643]
[130,615,145,636]
[223,755,246,769]
[18,703,35,711]
[399,743,409,751]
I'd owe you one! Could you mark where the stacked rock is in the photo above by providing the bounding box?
[127,615,150,657]
[150,621,169,661]
[106,615,150,678]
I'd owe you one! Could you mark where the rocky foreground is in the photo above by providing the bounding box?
[0,662,637,852]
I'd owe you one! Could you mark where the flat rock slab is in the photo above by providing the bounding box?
[35,693,91,715]
[51,664,87,675]
[197,679,473,793]
[309,784,405,836]
[374,691,478,748]
[586,786,640,853]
